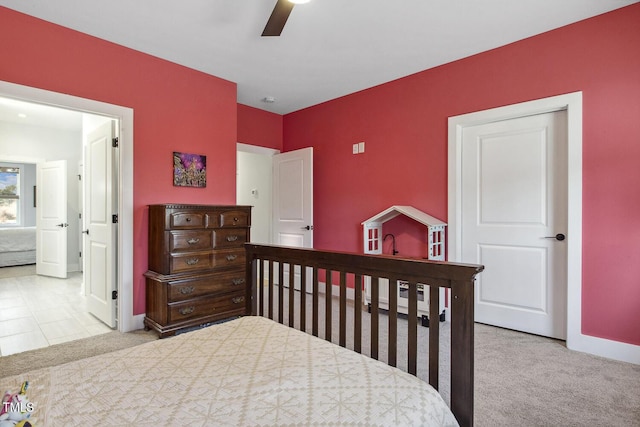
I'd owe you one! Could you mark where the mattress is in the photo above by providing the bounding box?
[0,316,458,426]
[0,227,36,266]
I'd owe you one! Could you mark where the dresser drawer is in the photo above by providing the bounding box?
[214,228,247,248]
[170,252,213,273]
[168,292,246,323]
[168,272,247,302]
[169,231,213,252]
[169,212,206,229]
[219,210,250,227]
[213,249,245,269]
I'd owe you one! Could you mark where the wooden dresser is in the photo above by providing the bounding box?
[144,204,251,337]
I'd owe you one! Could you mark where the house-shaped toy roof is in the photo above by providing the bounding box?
[361,205,446,260]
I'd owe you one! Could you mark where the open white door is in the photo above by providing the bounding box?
[273,147,313,247]
[36,160,68,278]
[84,121,117,328]
[273,147,313,289]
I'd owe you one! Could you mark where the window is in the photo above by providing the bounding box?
[0,166,20,224]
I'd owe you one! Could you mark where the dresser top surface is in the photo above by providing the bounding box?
[149,204,252,210]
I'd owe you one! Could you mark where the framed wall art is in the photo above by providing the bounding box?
[173,151,206,188]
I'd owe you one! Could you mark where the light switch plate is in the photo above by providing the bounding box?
[352,143,359,154]
[358,141,365,153]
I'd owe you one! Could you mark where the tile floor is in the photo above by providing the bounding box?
[0,268,113,356]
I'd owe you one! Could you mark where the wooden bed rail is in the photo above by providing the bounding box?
[244,243,484,427]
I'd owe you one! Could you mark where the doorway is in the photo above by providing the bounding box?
[0,101,118,352]
[236,144,314,291]
[0,80,136,337]
[448,92,583,345]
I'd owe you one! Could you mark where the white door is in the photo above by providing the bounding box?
[36,160,68,278]
[84,121,117,328]
[272,147,313,289]
[461,111,568,339]
[272,147,313,247]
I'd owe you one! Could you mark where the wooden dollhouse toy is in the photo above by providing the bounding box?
[361,205,447,323]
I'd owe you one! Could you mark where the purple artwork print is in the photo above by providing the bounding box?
[173,151,206,187]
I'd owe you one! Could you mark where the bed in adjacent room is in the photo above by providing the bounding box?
[0,226,36,267]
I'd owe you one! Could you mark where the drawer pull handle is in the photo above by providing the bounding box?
[232,278,245,286]
[226,235,239,242]
[234,217,239,222]
[179,306,195,315]
[187,238,200,245]
[186,217,192,222]
[185,258,200,266]
[179,286,195,294]
[226,254,238,261]
[232,296,245,304]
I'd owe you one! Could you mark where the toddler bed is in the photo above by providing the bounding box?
[1,244,482,426]
[1,316,458,426]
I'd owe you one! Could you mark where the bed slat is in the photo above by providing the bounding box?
[407,281,418,376]
[429,284,440,390]
[387,275,399,368]
[339,271,347,347]
[370,276,380,361]
[354,273,362,354]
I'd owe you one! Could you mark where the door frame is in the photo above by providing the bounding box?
[448,92,583,349]
[0,80,136,333]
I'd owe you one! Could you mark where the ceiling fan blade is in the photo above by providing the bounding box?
[262,0,295,37]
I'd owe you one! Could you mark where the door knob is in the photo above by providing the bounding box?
[301,225,314,230]
[82,229,90,235]
[544,233,565,241]
[56,223,69,228]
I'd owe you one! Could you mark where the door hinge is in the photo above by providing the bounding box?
[79,251,82,258]
[112,137,119,148]
[112,214,118,224]
[112,290,118,300]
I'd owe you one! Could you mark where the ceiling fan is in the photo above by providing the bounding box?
[262,0,309,37]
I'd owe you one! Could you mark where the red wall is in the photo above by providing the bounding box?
[283,4,640,345]
[2,5,639,345]
[237,104,283,151]
[0,8,239,315]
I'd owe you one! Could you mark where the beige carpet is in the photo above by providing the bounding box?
[1,329,157,377]
[2,301,639,426]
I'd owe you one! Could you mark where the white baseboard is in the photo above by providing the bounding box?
[123,313,145,332]
[67,263,80,272]
[567,333,640,365]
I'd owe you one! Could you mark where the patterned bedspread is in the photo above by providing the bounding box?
[1,316,458,426]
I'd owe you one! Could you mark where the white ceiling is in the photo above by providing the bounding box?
[0,96,83,132]
[0,0,637,117]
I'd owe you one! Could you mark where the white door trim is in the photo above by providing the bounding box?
[237,142,280,157]
[0,80,137,333]
[448,92,636,364]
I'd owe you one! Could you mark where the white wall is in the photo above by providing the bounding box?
[0,120,82,270]
[237,150,273,244]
